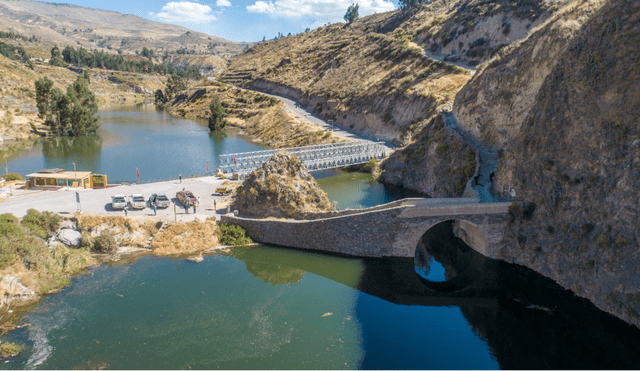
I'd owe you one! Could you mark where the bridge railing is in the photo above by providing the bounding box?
[219,140,389,175]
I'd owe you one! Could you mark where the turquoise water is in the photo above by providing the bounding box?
[4,105,267,182]
[3,242,640,369]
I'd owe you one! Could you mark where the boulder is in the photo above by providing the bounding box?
[233,151,333,218]
[0,275,37,306]
[58,228,82,247]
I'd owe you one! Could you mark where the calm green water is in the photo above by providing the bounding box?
[3,236,640,369]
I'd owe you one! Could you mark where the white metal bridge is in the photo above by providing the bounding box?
[219,140,389,176]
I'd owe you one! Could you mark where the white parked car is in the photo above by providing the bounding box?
[111,194,127,210]
[128,194,146,209]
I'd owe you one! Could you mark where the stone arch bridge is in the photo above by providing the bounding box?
[222,198,512,258]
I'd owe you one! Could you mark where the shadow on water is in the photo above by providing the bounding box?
[234,221,640,369]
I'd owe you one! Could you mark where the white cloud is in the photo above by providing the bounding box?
[247,1,276,13]
[217,0,232,7]
[150,2,216,23]
[246,0,394,20]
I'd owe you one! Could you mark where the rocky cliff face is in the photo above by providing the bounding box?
[380,114,476,197]
[454,0,640,327]
[234,151,333,218]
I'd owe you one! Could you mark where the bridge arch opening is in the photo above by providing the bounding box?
[414,220,486,294]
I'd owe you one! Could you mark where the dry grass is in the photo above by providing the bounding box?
[168,82,338,148]
[150,219,220,255]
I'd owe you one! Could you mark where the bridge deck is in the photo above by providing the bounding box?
[218,140,389,175]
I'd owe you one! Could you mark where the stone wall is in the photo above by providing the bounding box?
[222,199,511,258]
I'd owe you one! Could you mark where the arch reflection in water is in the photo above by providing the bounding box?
[414,220,495,294]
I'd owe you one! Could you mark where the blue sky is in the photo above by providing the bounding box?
[39,0,399,43]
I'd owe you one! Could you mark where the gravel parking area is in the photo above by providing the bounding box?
[1,175,241,222]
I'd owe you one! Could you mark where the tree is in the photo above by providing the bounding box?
[36,74,99,136]
[344,3,359,25]
[49,45,67,67]
[35,77,54,119]
[208,96,227,131]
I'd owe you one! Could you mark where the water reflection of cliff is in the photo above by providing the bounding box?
[41,135,102,170]
[238,222,640,369]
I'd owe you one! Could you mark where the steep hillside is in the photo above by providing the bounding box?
[168,81,339,148]
[454,0,640,327]
[0,52,165,145]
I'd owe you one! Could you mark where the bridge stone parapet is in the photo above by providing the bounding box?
[222,198,511,258]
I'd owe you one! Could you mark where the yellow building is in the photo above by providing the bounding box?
[25,168,107,189]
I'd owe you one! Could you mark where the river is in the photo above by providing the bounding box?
[2,105,640,369]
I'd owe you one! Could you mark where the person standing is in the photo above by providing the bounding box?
[184,203,188,214]
[179,174,182,183]
[214,199,217,211]
[124,205,128,217]
[153,202,157,216]
[193,202,197,214]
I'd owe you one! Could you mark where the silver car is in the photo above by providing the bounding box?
[149,193,170,208]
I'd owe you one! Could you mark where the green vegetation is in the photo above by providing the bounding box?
[216,222,253,246]
[155,74,189,108]
[35,73,99,136]
[0,212,94,291]
[92,230,118,253]
[58,45,201,79]
[2,173,23,181]
[463,149,476,178]
[0,342,23,358]
[0,41,29,62]
[344,3,359,25]
[21,209,61,239]
[507,202,522,224]
[208,96,228,132]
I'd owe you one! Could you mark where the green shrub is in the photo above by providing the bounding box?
[463,149,476,178]
[2,173,23,181]
[0,214,19,224]
[0,240,17,270]
[507,202,522,224]
[0,221,24,239]
[0,342,23,358]
[436,143,449,156]
[216,222,253,246]
[21,209,61,238]
[21,222,47,239]
[80,231,94,249]
[93,230,117,253]
[523,202,536,220]
[598,235,610,247]
[614,236,629,247]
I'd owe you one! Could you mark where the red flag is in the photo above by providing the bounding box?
[136,167,139,179]
[206,161,209,171]
[233,155,237,165]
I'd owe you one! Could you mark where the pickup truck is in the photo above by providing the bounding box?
[149,193,170,208]
[111,194,127,210]
[128,194,146,209]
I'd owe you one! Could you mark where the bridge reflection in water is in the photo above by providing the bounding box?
[229,223,640,369]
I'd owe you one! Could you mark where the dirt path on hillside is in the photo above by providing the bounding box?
[209,77,395,151]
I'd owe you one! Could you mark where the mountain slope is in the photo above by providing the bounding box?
[0,0,250,58]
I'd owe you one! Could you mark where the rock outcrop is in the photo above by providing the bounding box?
[380,114,476,197]
[234,151,333,218]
